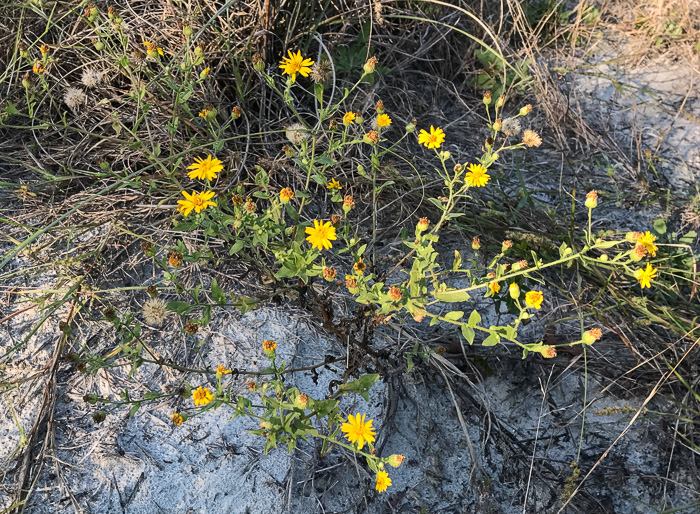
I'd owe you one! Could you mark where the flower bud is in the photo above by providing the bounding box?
[294,393,309,409]
[83,394,99,404]
[93,411,107,423]
[472,236,481,250]
[520,104,532,116]
[417,217,430,232]
[252,53,264,72]
[231,106,243,119]
[509,282,520,300]
[496,94,505,107]
[387,454,406,468]
[194,45,204,58]
[363,56,378,75]
[502,240,513,253]
[405,119,416,133]
[582,328,602,345]
[200,67,210,80]
[94,40,105,51]
[183,25,192,37]
[354,111,364,124]
[585,190,598,209]
[493,118,502,131]
[483,91,492,105]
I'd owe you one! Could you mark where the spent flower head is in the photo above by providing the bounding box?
[143,298,168,326]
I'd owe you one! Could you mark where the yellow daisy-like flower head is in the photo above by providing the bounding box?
[177,190,216,217]
[343,112,356,125]
[142,41,164,57]
[376,114,392,128]
[192,386,213,406]
[279,50,314,83]
[418,125,446,149]
[487,281,500,297]
[216,364,232,375]
[634,262,658,289]
[375,470,392,493]
[341,413,376,450]
[327,178,342,190]
[465,163,490,187]
[305,220,337,251]
[171,413,183,426]
[637,231,658,257]
[187,155,223,181]
[525,290,544,310]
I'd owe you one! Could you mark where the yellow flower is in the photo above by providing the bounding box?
[217,364,232,375]
[353,258,366,275]
[487,281,500,296]
[177,190,216,217]
[171,413,183,426]
[192,386,213,406]
[341,413,376,450]
[262,339,277,352]
[637,231,658,257]
[187,155,223,181]
[634,262,658,289]
[343,112,356,125]
[142,41,164,56]
[279,50,314,82]
[465,163,490,187]
[305,220,337,250]
[376,114,392,128]
[375,470,392,493]
[418,125,446,149]
[525,290,543,310]
[327,178,342,190]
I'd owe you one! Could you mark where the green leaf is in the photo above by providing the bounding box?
[482,333,500,347]
[129,402,141,417]
[653,218,667,235]
[340,374,380,401]
[434,289,471,303]
[467,310,481,328]
[211,278,226,305]
[444,310,464,321]
[229,240,246,255]
[167,302,193,315]
[143,392,160,400]
[461,325,475,345]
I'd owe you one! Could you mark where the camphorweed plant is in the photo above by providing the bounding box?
[76,48,668,493]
